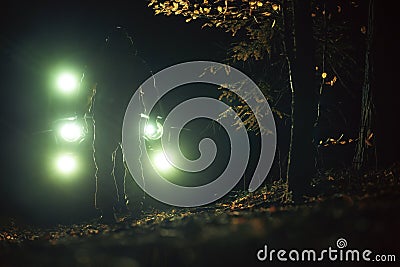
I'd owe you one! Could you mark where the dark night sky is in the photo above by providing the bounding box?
[1,1,399,225]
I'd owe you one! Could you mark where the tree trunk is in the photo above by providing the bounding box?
[353,0,375,171]
[283,0,317,202]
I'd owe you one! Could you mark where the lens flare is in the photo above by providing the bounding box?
[153,151,172,171]
[143,121,163,140]
[57,73,78,93]
[59,121,84,142]
[56,154,77,174]
[144,124,156,136]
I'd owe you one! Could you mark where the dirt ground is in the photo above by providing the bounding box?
[1,166,399,267]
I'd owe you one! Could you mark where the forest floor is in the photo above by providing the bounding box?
[1,164,400,267]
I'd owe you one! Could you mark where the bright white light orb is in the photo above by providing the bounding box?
[59,121,84,142]
[153,152,172,171]
[57,73,78,93]
[144,124,156,136]
[144,121,163,140]
[56,154,77,174]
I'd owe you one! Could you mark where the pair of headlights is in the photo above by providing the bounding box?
[144,120,173,171]
[54,117,171,175]
[53,117,86,175]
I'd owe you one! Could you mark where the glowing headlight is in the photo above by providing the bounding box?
[59,121,85,142]
[56,72,78,93]
[144,121,163,140]
[153,151,173,171]
[56,154,77,174]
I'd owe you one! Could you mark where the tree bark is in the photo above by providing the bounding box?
[283,0,317,202]
[353,0,375,171]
